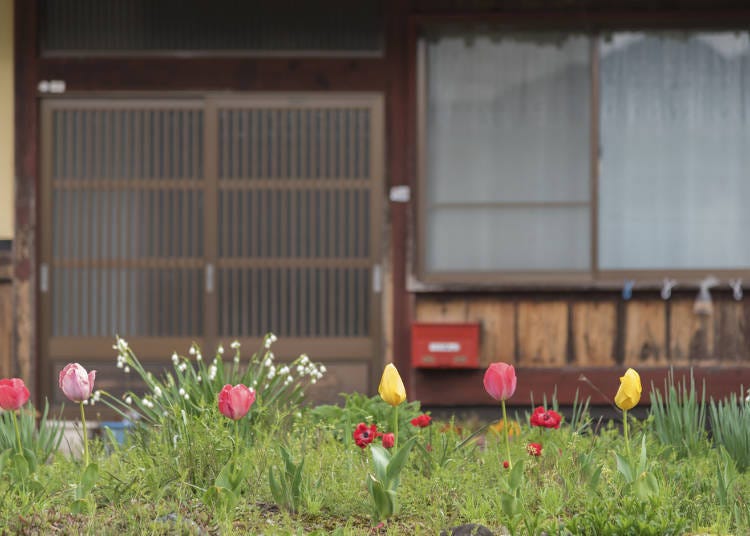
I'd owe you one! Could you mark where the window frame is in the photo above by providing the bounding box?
[413,13,750,289]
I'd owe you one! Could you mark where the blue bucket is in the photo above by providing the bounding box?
[100,420,134,445]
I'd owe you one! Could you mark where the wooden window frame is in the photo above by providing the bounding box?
[413,12,750,290]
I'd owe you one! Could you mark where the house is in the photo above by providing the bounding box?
[2,0,750,410]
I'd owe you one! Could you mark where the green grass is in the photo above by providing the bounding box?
[1,402,750,535]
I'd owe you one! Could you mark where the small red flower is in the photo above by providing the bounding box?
[425,443,433,452]
[381,432,395,449]
[527,442,543,456]
[529,406,562,429]
[411,414,432,428]
[353,423,378,449]
[502,460,510,469]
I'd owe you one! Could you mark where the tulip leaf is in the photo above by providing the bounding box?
[370,445,390,482]
[638,435,648,474]
[71,498,91,514]
[367,473,393,520]
[12,453,29,480]
[79,462,99,497]
[509,460,525,490]
[501,491,518,517]
[269,466,284,505]
[386,437,416,485]
[22,447,37,474]
[615,452,633,483]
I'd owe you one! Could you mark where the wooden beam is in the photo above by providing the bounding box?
[13,0,38,400]
[414,366,750,407]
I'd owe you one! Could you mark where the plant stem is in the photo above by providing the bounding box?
[80,401,89,466]
[11,410,23,456]
[623,409,630,459]
[501,399,512,469]
[392,404,399,449]
[234,420,240,457]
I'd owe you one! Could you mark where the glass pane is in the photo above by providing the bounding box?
[425,33,591,205]
[599,32,750,270]
[427,207,590,271]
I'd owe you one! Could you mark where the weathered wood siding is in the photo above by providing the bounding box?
[416,292,750,368]
[0,263,12,377]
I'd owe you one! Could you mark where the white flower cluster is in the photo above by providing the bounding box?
[295,354,326,385]
[230,340,241,349]
[142,397,155,409]
[217,345,225,355]
[178,388,189,400]
[83,390,102,405]
[208,365,217,381]
[171,353,179,365]
[153,386,162,398]
[264,332,278,349]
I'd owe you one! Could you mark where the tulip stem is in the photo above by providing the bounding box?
[501,399,512,470]
[392,405,399,449]
[623,409,630,459]
[11,410,23,456]
[234,420,240,457]
[80,401,89,467]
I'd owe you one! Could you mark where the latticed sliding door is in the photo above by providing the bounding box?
[40,94,383,403]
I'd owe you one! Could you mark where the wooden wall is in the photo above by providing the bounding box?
[415,292,750,368]
[413,292,750,405]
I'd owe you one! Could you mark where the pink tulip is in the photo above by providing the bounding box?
[483,362,517,402]
[59,363,96,403]
[381,432,395,449]
[218,384,256,420]
[0,378,30,410]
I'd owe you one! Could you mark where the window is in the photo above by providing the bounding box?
[419,28,750,282]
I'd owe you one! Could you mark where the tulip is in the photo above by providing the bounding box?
[218,384,256,420]
[0,378,30,411]
[59,363,96,403]
[615,368,642,411]
[483,362,517,402]
[615,368,641,458]
[381,432,395,449]
[484,362,517,469]
[378,363,406,448]
[378,364,406,407]
[59,363,96,466]
[0,378,30,455]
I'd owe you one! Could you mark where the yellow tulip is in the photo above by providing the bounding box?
[615,368,642,410]
[378,363,406,407]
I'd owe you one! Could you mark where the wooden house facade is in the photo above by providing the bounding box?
[4,0,750,409]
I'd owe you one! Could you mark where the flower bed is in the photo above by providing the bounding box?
[1,339,750,534]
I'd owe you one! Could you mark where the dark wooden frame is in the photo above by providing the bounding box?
[411,12,750,290]
[14,1,750,408]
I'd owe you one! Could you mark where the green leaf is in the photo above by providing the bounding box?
[11,453,29,480]
[79,462,99,496]
[638,435,648,474]
[269,466,284,505]
[385,437,416,485]
[615,452,633,483]
[509,460,525,490]
[501,491,518,517]
[71,498,91,514]
[367,473,393,521]
[0,448,12,475]
[370,445,391,482]
[22,447,37,474]
[587,465,602,492]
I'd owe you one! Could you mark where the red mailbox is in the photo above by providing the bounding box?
[411,323,481,369]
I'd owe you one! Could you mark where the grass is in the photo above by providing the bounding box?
[1,402,750,535]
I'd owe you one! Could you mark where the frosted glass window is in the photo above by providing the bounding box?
[428,207,590,271]
[424,32,591,272]
[599,32,750,270]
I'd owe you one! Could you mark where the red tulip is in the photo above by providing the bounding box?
[218,384,255,420]
[59,363,96,403]
[0,378,30,410]
[381,432,395,449]
[483,362,517,401]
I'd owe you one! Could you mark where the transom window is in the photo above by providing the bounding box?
[419,28,750,283]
